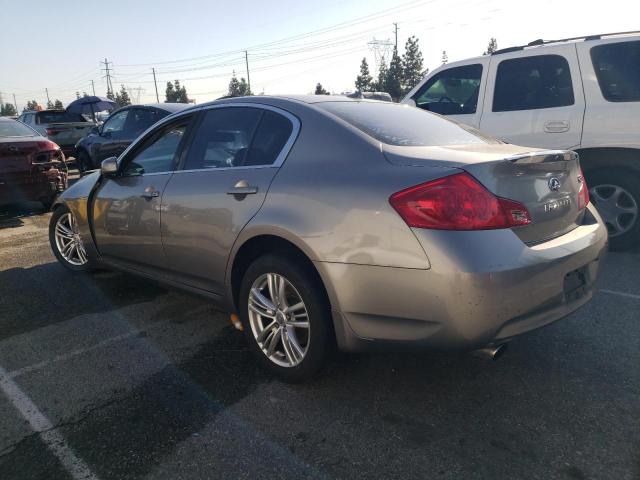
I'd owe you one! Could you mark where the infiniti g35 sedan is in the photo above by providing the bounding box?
[49,95,608,382]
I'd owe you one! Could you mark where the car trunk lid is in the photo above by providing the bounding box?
[383,144,586,244]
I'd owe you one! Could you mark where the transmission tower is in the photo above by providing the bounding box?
[367,38,394,70]
[128,86,145,104]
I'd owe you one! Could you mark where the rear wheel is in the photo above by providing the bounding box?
[239,254,332,382]
[49,206,92,272]
[588,170,640,251]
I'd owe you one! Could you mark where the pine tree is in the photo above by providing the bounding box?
[115,85,131,107]
[173,80,190,103]
[355,57,373,92]
[314,83,329,95]
[165,82,175,102]
[401,36,425,95]
[26,100,40,111]
[227,72,251,97]
[76,91,81,100]
[106,89,115,101]
[385,47,403,101]
[373,56,388,92]
[54,99,64,109]
[441,50,448,64]
[46,100,54,109]
[484,37,498,55]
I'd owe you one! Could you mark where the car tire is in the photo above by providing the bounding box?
[238,253,332,382]
[49,205,94,272]
[588,169,640,251]
[76,149,92,174]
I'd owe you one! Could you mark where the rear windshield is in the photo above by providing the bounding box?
[591,40,640,102]
[0,120,37,138]
[317,101,495,146]
[36,111,86,123]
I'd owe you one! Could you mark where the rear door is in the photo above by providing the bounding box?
[92,115,194,273]
[480,45,585,149]
[161,105,299,294]
[409,61,488,128]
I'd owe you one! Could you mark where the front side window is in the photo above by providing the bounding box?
[102,110,129,135]
[591,41,640,102]
[122,122,188,176]
[413,64,483,115]
[493,55,574,112]
[183,107,262,170]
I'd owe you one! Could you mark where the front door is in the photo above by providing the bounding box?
[92,117,192,272]
[479,45,585,149]
[161,106,297,294]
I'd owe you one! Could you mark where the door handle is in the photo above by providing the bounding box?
[226,180,258,195]
[141,186,160,199]
[544,120,570,133]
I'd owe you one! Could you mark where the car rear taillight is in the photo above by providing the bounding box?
[45,127,69,136]
[389,172,531,230]
[578,168,589,210]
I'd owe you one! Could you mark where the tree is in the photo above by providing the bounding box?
[115,84,131,108]
[106,89,115,101]
[483,37,498,55]
[314,83,329,95]
[25,100,41,111]
[441,50,448,64]
[372,56,388,92]
[355,57,373,92]
[46,100,54,109]
[226,72,252,97]
[0,103,17,116]
[76,91,81,100]
[166,80,190,103]
[401,36,425,95]
[54,99,64,109]
[384,47,403,101]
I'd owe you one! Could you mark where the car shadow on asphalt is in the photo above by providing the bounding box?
[0,202,48,228]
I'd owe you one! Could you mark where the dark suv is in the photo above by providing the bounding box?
[75,103,189,172]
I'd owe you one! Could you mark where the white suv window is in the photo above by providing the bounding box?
[493,55,574,112]
[591,40,640,102]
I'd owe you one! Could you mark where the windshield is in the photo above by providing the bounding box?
[0,120,38,138]
[317,101,497,146]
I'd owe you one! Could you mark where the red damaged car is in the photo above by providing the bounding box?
[0,117,68,209]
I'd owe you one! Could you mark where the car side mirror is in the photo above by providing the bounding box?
[405,98,417,107]
[101,157,118,176]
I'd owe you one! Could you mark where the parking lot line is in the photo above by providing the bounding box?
[600,288,640,300]
[0,366,100,480]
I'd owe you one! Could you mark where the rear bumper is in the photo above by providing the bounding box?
[317,204,608,352]
[0,171,68,206]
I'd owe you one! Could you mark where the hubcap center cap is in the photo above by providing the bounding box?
[275,311,286,326]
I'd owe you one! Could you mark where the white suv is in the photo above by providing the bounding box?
[402,32,640,250]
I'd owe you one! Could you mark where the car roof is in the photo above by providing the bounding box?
[198,94,364,109]
[492,30,640,55]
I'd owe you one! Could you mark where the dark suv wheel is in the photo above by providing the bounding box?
[238,254,332,382]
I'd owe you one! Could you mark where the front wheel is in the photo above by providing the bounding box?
[49,206,92,272]
[239,254,332,382]
[588,170,640,251]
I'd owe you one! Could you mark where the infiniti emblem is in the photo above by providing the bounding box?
[548,177,561,191]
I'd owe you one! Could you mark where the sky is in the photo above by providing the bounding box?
[1,0,639,111]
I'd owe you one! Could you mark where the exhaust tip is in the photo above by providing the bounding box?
[471,343,508,361]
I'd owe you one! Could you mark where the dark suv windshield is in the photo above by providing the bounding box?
[318,101,496,146]
[0,120,37,138]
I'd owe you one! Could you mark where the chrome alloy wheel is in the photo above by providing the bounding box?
[590,184,638,237]
[248,273,310,368]
[54,212,88,266]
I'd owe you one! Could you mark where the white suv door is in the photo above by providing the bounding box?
[479,44,585,149]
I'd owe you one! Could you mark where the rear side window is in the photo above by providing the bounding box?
[245,110,293,166]
[493,55,574,112]
[36,111,86,123]
[0,120,37,137]
[591,41,640,102]
[318,101,495,146]
[413,64,483,115]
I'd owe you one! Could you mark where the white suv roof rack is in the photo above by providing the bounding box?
[492,30,640,55]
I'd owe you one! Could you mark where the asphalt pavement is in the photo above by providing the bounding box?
[0,198,638,480]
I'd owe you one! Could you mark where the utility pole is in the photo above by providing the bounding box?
[393,23,399,50]
[152,68,159,102]
[245,51,251,94]
[13,93,18,113]
[91,80,96,96]
[101,58,114,94]
[45,88,51,105]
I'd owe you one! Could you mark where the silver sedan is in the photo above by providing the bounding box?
[49,95,608,382]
